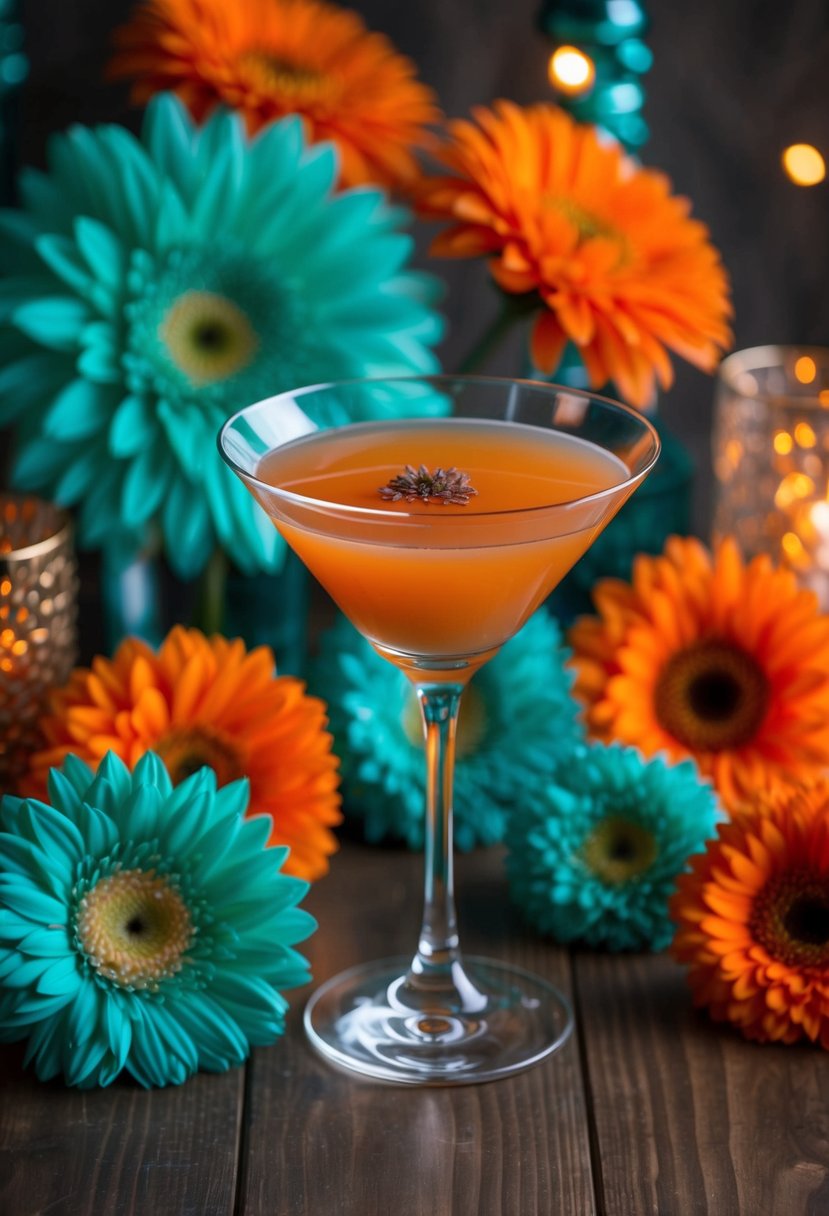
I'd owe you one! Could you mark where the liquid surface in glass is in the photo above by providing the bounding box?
[255,418,627,660]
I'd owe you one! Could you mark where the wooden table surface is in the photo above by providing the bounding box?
[2,839,828,1216]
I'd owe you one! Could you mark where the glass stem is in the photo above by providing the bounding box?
[405,682,486,1012]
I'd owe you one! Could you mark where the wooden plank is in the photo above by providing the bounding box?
[573,951,829,1216]
[0,1045,244,1216]
[238,841,596,1216]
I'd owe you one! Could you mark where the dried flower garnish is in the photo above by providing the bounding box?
[379,464,478,505]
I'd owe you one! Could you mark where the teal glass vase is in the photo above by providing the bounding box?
[100,545,310,676]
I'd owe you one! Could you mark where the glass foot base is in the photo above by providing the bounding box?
[303,955,573,1085]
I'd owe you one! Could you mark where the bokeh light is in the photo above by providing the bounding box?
[782,144,826,187]
[548,45,596,96]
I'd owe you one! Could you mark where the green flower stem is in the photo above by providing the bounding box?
[196,547,228,636]
[457,293,539,375]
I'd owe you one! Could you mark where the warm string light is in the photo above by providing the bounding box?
[548,45,596,96]
[782,144,826,187]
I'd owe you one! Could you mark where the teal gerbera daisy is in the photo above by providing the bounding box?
[505,744,720,951]
[0,93,444,577]
[311,611,584,851]
[0,751,315,1088]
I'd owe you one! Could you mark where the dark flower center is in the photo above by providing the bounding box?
[581,815,657,885]
[155,725,246,788]
[752,870,829,968]
[654,640,769,752]
[239,51,333,102]
[192,319,230,352]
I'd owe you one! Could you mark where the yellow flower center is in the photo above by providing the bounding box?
[77,869,193,989]
[160,290,259,386]
[654,640,769,752]
[402,684,488,759]
[751,869,829,968]
[155,725,246,788]
[581,816,657,885]
[238,51,335,104]
[542,195,630,263]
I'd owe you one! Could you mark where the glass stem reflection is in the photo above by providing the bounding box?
[405,682,487,1013]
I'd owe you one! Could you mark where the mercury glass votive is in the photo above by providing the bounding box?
[713,345,829,606]
[0,494,78,791]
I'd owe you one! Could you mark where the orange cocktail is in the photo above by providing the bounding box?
[256,417,624,663]
[221,375,660,1087]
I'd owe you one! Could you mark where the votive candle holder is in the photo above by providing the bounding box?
[0,494,78,791]
[712,345,829,606]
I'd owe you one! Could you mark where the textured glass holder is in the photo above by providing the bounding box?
[712,345,829,606]
[0,494,78,791]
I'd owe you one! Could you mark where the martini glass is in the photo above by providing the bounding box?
[219,375,659,1085]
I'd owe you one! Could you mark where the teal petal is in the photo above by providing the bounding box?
[128,1001,185,1088]
[0,352,71,424]
[158,789,214,858]
[76,465,123,547]
[153,180,190,251]
[131,752,172,797]
[0,833,71,896]
[0,879,66,925]
[13,296,91,349]
[18,926,73,959]
[11,436,65,489]
[77,341,121,383]
[0,953,51,987]
[73,217,128,292]
[208,971,286,1045]
[35,954,82,998]
[162,479,214,579]
[109,394,157,458]
[94,752,133,804]
[170,992,248,1072]
[64,1028,108,1088]
[103,993,131,1076]
[121,445,174,526]
[35,234,96,299]
[23,1010,69,1081]
[143,93,195,182]
[0,275,62,322]
[71,800,120,857]
[111,783,164,841]
[53,441,110,504]
[211,779,250,825]
[46,768,82,817]
[65,976,99,1045]
[61,754,96,795]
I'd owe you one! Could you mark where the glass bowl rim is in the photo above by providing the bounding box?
[719,343,829,409]
[217,373,661,522]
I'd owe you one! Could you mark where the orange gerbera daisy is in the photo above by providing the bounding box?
[23,627,341,882]
[109,0,438,191]
[670,782,829,1047]
[418,101,732,408]
[569,536,829,810]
